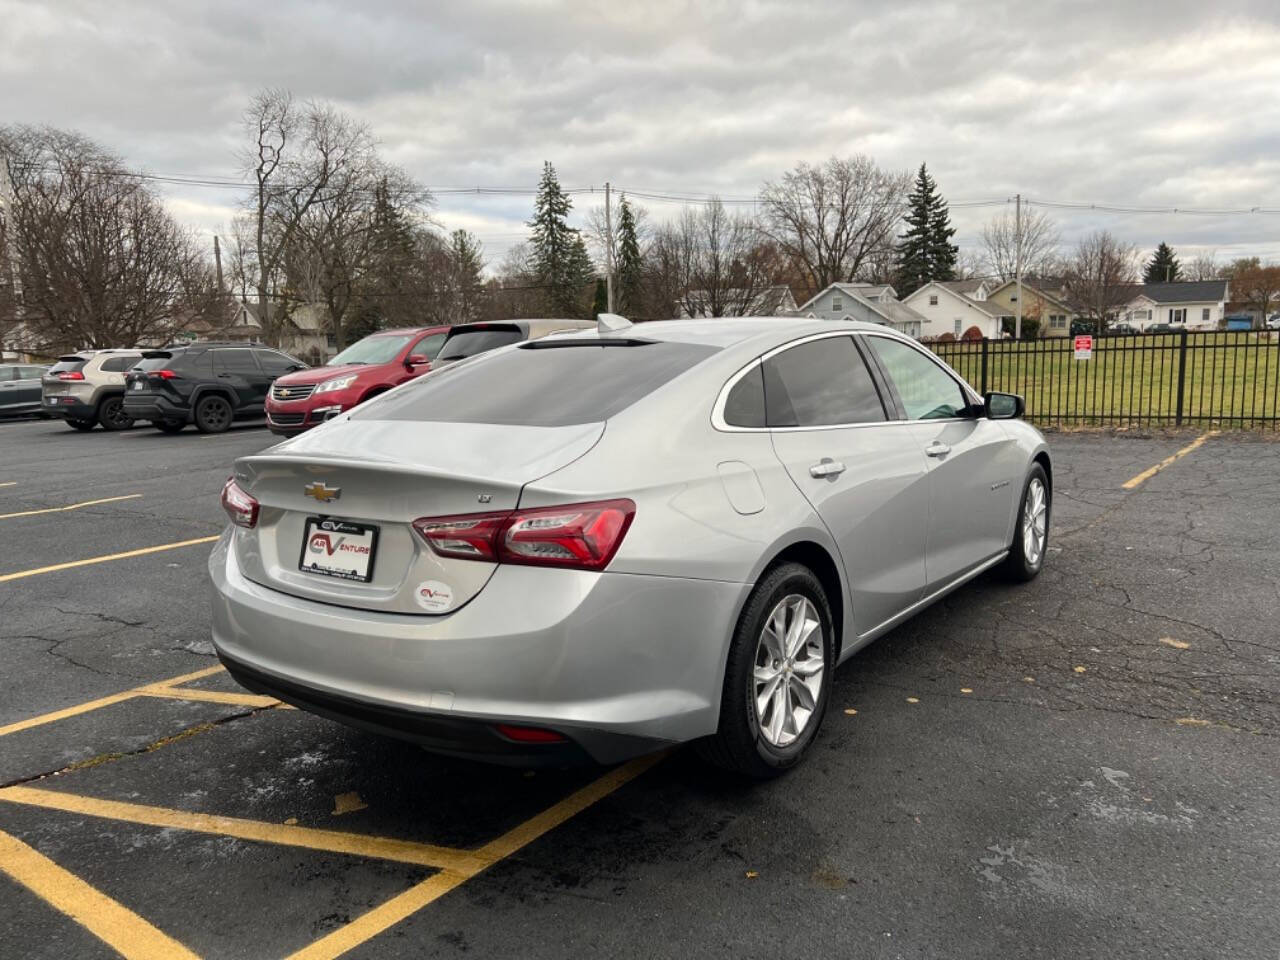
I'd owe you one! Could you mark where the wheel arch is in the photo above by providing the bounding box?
[756,539,848,659]
[1032,449,1052,499]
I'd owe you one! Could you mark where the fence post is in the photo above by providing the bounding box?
[980,337,989,395]
[1174,329,1188,426]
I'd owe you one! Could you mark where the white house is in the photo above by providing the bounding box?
[1122,280,1229,331]
[901,280,1004,339]
[796,282,926,338]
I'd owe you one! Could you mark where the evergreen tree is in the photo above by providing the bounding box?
[448,229,485,322]
[528,161,593,317]
[893,164,956,294]
[1144,242,1182,284]
[590,277,608,318]
[616,194,643,314]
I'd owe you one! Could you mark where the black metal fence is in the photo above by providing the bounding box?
[927,331,1280,429]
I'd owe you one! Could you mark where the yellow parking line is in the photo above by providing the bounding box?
[0,535,219,583]
[137,686,281,709]
[1122,431,1218,489]
[0,827,200,960]
[0,493,142,521]
[0,786,480,873]
[288,753,664,960]
[0,665,226,738]
[0,481,16,488]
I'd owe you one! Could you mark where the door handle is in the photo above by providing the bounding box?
[809,458,846,479]
[925,441,951,458]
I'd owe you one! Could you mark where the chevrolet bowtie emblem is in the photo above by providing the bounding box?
[304,481,341,503]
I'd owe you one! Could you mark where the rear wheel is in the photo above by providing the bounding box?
[698,563,834,778]
[97,396,133,431]
[1001,463,1049,582]
[65,418,96,431]
[154,419,185,434]
[194,395,232,434]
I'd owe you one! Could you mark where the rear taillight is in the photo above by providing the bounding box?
[57,371,85,381]
[147,369,178,379]
[412,499,635,571]
[493,724,567,743]
[220,478,259,529]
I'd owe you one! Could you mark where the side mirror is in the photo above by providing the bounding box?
[406,354,429,367]
[984,391,1024,420]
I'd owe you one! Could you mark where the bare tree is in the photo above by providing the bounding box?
[758,156,909,299]
[1231,262,1280,326]
[1186,252,1223,281]
[1062,230,1139,331]
[240,90,376,346]
[980,207,1060,282]
[651,200,776,317]
[1,125,207,351]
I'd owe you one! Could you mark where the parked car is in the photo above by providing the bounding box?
[430,319,596,367]
[124,342,306,434]
[40,349,142,431]
[211,317,1051,777]
[1107,322,1139,336]
[0,363,49,418]
[265,326,449,436]
[1145,322,1178,334]
[1069,319,1097,337]
[1267,314,1280,331]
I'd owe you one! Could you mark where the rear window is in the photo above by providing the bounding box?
[355,340,719,427]
[47,358,88,376]
[99,356,137,373]
[134,354,175,372]
[435,326,522,362]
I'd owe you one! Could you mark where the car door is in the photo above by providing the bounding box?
[863,334,1023,591]
[255,349,303,386]
[212,348,265,411]
[762,333,931,638]
[0,366,18,412]
[401,332,447,383]
[17,366,46,408]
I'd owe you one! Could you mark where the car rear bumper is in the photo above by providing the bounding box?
[123,394,186,423]
[208,530,749,764]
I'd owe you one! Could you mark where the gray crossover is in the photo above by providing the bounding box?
[210,317,1051,776]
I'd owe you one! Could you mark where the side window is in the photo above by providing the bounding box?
[415,333,447,360]
[100,356,135,373]
[214,349,260,375]
[22,365,45,379]
[722,364,765,428]
[256,350,299,376]
[0,367,15,382]
[761,336,886,427]
[868,337,968,420]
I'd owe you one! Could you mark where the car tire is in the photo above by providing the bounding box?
[97,396,134,431]
[65,418,96,431]
[698,562,835,779]
[1001,463,1050,582]
[154,419,185,434]
[194,395,233,434]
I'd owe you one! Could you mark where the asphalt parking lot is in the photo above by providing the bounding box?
[1,418,1277,960]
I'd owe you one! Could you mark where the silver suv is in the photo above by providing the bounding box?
[42,350,144,431]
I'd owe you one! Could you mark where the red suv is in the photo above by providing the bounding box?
[265,326,449,435]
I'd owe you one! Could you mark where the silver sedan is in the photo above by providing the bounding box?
[210,317,1050,777]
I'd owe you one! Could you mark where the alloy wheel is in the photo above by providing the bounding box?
[752,594,825,747]
[1022,477,1048,566]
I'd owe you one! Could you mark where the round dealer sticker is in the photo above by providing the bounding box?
[414,580,454,612]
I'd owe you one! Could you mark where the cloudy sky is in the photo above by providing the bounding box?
[4,0,1280,269]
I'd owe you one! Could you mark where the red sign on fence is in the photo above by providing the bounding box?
[1074,335,1093,360]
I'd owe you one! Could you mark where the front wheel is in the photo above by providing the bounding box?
[97,396,134,431]
[194,395,232,434]
[1002,463,1050,582]
[697,562,834,778]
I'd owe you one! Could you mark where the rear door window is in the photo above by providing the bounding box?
[355,340,719,426]
[0,366,15,382]
[761,336,886,427]
[435,326,523,362]
[214,349,261,375]
[100,356,136,373]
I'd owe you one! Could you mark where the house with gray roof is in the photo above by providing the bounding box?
[796,282,925,338]
[1121,280,1230,331]
[901,279,1004,339]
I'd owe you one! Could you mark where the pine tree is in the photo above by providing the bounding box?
[528,161,593,317]
[1144,242,1182,284]
[448,230,485,322]
[616,194,643,314]
[590,277,608,318]
[893,164,956,294]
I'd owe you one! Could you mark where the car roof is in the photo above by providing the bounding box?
[548,316,906,352]
[365,326,449,336]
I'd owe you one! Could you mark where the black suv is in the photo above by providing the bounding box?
[123,343,306,434]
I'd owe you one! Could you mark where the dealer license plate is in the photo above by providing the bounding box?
[298,517,379,583]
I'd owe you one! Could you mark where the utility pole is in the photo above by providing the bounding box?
[1014,193,1022,341]
[213,235,225,293]
[0,150,23,326]
[604,181,614,313]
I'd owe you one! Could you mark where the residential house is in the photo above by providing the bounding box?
[983,279,1076,337]
[796,282,925,338]
[901,280,1004,340]
[0,321,45,361]
[1121,280,1230,331]
[677,284,799,319]
[224,301,331,361]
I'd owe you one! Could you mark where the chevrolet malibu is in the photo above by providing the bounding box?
[210,317,1051,777]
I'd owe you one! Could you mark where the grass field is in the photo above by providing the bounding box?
[928,332,1280,428]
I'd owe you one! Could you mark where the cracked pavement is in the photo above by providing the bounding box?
[0,419,1277,959]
